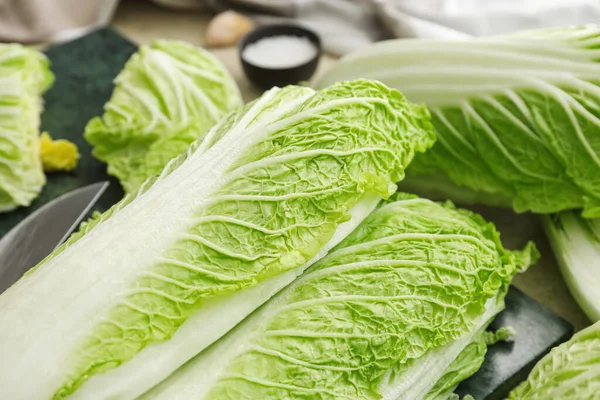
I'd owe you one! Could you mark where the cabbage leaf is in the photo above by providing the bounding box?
[84,40,242,193]
[0,79,434,400]
[0,44,53,211]
[142,194,537,400]
[543,213,600,322]
[507,320,600,399]
[318,25,600,217]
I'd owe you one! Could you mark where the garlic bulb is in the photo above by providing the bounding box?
[205,11,255,47]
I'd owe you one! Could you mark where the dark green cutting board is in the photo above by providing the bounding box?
[0,28,574,399]
[0,28,136,236]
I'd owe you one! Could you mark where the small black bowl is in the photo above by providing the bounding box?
[239,24,322,89]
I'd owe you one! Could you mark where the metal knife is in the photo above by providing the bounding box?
[0,181,109,294]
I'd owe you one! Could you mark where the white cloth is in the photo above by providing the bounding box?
[374,0,600,39]
[154,0,600,55]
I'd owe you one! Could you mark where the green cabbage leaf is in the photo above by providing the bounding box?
[0,79,434,400]
[318,25,600,218]
[0,44,53,211]
[84,40,242,193]
[142,194,537,400]
[507,320,600,399]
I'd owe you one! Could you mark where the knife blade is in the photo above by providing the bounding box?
[0,182,109,293]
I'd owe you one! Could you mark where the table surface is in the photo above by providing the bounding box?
[111,0,591,331]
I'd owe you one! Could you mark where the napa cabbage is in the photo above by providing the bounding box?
[0,44,53,211]
[142,194,537,400]
[507,320,600,399]
[317,25,600,218]
[543,213,600,322]
[0,79,434,400]
[84,40,243,193]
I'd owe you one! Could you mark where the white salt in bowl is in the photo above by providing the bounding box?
[239,24,322,89]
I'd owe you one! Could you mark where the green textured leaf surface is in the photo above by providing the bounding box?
[143,194,536,400]
[507,320,600,400]
[0,44,53,211]
[0,79,434,400]
[84,39,242,192]
[424,327,489,400]
[318,26,600,217]
[424,326,514,400]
